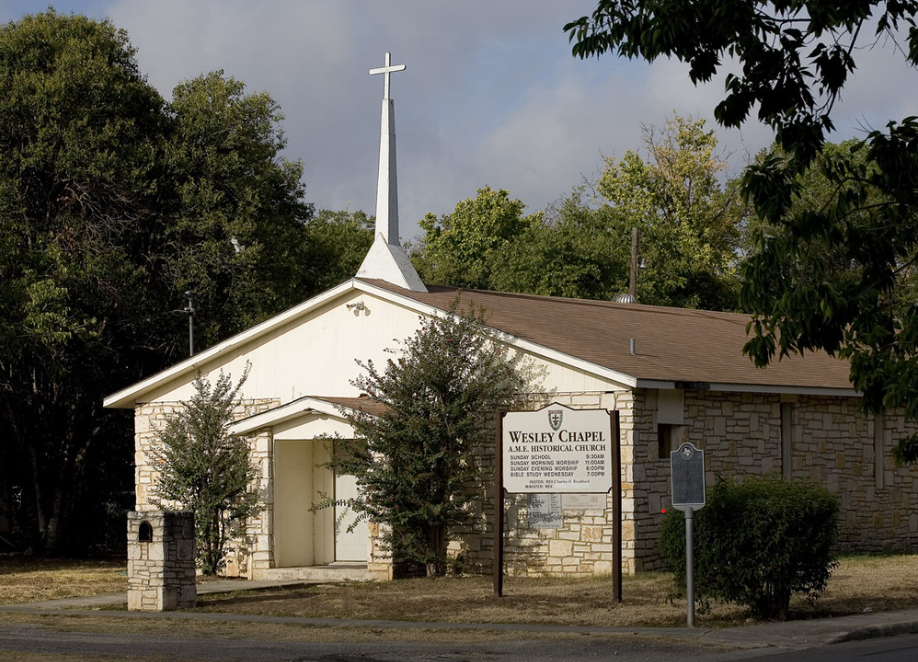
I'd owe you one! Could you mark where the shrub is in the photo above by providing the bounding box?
[660,474,840,620]
[152,368,260,575]
[330,300,529,577]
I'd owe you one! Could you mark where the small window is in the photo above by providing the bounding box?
[658,424,675,458]
[138,521,153,542]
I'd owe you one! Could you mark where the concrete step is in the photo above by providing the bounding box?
[255,564,370,582]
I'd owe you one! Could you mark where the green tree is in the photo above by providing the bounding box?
[598,113,745,309]
[166,70,315,347]
[0,11,319,554]
[152,369,258,575]
[413,186,541,290]
[493,188,631,300]
[0,10,169,554]
[303,209,374,291]
[565,2,918,460]
[332,301,528,576]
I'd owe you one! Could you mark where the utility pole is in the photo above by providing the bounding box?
[629,227,639,300]
[184,291,195,357]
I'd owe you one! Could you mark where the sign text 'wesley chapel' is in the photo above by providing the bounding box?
[502,404,614,494]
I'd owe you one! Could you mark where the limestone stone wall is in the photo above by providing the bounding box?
[787,396,918,550]
[134,401,182,512]
[131,386,918,581]
[367,521,395,580]
[454,388,918,578]
[225,426,273,578]
[127,511,196,611]
[633,390,918,570]
[133,398,278,578]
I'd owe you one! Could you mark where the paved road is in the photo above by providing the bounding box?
[751,632,918,661]
[6,619,918,662]
[4,580,918,661]
[0,620,728,662]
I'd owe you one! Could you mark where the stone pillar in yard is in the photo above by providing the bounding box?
[127,511,196,611]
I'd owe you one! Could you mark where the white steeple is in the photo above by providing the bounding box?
[357,52,427,292]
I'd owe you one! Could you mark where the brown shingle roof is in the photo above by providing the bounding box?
[319,396,389,417]
[362,280,854,392]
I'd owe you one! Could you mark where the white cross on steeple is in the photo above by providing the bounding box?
[357,51,426,292]
[369,52,405,100]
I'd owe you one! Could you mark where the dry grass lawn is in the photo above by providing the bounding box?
[195,553,918,627]
[0,557,126,605]
[2,553,917,627]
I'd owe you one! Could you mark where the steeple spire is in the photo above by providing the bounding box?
[369,52,404,246]
[357,52,426,292]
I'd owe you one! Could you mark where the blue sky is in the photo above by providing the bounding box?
[3,2,917,241]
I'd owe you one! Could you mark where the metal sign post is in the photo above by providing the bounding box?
[685,506,695,627]
[494,412,506,597]
[671,442,706,628]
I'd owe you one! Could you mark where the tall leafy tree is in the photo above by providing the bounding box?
[165,71,314,348]
[598,113,745,309]
[566,2,918,460]
[0,10,169,554]
[0,11,319,554]
[413,186,541,290]
[332,302,528,576]
[493,188,632,300]
[303,209,374,292]
[412,119,743,308]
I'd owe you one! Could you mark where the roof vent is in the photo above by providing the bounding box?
[614,293,636,304]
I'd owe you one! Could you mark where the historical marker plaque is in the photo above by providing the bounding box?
[563,493,606,511]
[670,442,706,510]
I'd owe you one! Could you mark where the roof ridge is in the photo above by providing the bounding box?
[360,278,751,326]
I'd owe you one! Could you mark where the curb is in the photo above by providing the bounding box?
[830,619,918,644]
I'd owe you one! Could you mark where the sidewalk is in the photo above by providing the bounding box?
[3,578,918,654]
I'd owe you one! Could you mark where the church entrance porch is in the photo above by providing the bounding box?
[270,439,369,578]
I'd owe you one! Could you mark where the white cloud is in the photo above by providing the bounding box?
[3,0,917,243]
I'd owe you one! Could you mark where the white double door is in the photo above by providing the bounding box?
[274,440,367,566]
[333,470,367,562]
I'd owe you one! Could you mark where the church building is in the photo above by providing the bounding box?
[105,54,918,581]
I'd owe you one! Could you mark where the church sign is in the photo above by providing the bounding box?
[494,403,622,600]
[502,404,613,494]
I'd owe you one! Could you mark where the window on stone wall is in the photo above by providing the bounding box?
[658,424,680,459]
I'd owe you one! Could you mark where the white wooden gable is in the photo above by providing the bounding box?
[104,279,631,412]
